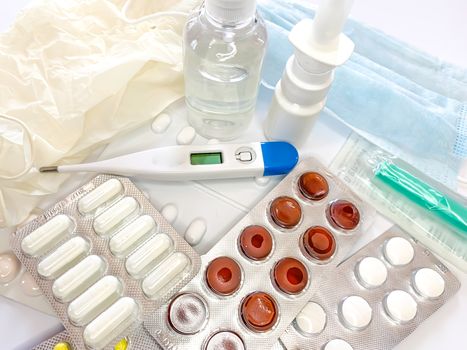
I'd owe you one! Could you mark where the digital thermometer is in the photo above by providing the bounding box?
[40,142,299,181]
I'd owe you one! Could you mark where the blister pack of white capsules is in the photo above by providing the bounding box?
[10,175,201,350]
[280,227,461,350]
[145,158,374,350]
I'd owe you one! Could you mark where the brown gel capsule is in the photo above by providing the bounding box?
[327,200,360,230]
[270,197,302,229]
[273,258,308,295]
[206,257,242,296]
[239,226,273,261]
[298,172,329,201]
[241,292,278,332]
[303,226,336,261]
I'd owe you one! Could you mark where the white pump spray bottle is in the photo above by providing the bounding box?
[264,0,355,145]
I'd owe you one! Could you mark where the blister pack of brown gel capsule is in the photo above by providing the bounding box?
[11,175,201,350]
[280,227,461,350]
[145,158,375,350]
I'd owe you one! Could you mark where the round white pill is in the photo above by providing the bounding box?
[295,302,327,335]
[384,237,414,266]
[151,113,172,134]
[339,296,372,330]
[356,257,388,288]
[413,268,445,299]
[0,252,21,284]
[255,177,271,187]
[185,219,207,246]
[384,290,418,323]
[161,204,178,224]
[324,339,353,350]
[177,126,196,145]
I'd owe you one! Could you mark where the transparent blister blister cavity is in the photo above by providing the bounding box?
[145,158,375,350]
[11,175,201,350]
[280,227,461,350]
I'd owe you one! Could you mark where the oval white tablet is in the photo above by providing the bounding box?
[356,257,388,288]
[161,204,178,224]
[413,268,446,299]
[125,234,173,279]
[37,237,90,279]
[295,302,327,335]
[142,252,190,299]
[52,255,106,303]
[93,197,139,236]
[185,218,207,246]
[324,339,353,350]
[177,126,196,145]
[78,179,123,214]
[83,297,139,350]
[109,215,156,258]
[151,113,172,134]
[21,215,74,257]
[384,290,418,323]
[68,275,123,326]
[0,252,21,284]
[383,237,414,266]
[339,296,372,330]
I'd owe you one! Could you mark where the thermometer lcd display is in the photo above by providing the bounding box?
[190,152,223,165]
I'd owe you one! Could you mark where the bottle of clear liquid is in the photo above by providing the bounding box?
[183,0,267,140]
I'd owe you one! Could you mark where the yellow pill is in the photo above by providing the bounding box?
[53,342,72,350]
[114,338,128,350]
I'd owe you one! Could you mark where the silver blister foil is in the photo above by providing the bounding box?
[145,158,375,350]
[11,175,201,350]
[280,227,461,350]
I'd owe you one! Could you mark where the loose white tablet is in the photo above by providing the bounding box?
[355,257,388,288]
[383,237,414,266]
[339,296,372,330]
[384,290,417,323]
[413,268,445,299]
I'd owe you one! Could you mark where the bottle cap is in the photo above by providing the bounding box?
[206,0,257,24]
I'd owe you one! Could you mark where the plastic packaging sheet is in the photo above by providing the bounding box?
[0,0,200,228]
[258,0,467,192]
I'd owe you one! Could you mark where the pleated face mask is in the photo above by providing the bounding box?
[258,0,467,192]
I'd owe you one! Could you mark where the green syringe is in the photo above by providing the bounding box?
[374,161,467,235]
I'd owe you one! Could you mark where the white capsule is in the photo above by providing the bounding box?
[413,268,446,299]
[83,297,139,350]
[384,237,414,266]
[151,113,172,134]
[109,215,156,258]
[21,215,74,257]
[184,218,207,246]
[125,234,173,279]
[177,126,196,145]
[339,296,372,330]
[78,179,123,214]
[68,276,123,326]
[93,197,139,236]
[161,204,178,224]
[52,255,106,303]
[37,237,90,279]
[142,252,190,299]
[384,290,418,323]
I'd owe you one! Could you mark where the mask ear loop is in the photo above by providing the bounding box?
[0,114,35,180]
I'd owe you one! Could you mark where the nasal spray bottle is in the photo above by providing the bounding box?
[184,0,268,140]
[264,0,355,145]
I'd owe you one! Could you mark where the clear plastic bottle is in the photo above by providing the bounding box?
[183,0,267,140]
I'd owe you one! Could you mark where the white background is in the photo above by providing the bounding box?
[1,0,467,349]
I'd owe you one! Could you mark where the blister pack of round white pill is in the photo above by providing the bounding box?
[280,227,461,350]
[10,175,201,350]
[144,158,375,350]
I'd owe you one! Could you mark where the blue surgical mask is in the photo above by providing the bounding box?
[258,0,467,191]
